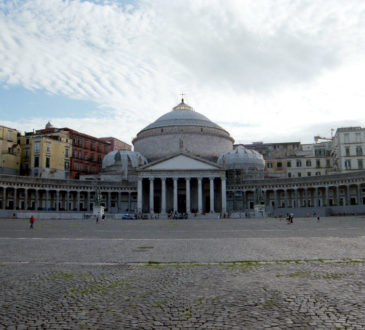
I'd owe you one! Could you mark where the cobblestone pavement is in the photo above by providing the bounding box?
[1,217,365,329]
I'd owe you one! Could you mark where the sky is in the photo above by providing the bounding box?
[1,0,365,145]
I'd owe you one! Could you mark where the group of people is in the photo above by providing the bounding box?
[286,213,294,224]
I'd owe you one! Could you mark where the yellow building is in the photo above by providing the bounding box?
[20,129,72,179]
[0,125,21,175]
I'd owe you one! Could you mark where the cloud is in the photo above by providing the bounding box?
[1,0,365,144]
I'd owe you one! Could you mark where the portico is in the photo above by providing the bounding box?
[136,153,226,215]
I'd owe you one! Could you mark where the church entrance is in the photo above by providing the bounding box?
[178,194,186,213]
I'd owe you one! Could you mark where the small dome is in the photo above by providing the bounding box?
[102,150,147,180]
[218,146,265,171]
[103,150,147,169]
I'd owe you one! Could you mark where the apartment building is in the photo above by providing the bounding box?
[0,125,21,175]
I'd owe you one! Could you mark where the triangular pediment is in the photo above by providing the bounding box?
[141,154,221,171]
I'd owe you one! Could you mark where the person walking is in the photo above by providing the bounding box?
[317,216,320,222]
[29,215,35,229]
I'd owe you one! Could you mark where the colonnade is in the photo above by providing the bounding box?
[0,186,136,213]
[228,183,364,212]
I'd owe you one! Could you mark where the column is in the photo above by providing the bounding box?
[262,190,267,207]
[314,188,319,207]
[56,190,59,211]
[336,186,341,206]
[137,179,142,213]
[1,188,5,209]
[198,178,203,214]
[149,178,154,214]
[346,185,351,206]
[45,190,49,210]
[186,178,190,213]
[13,188,17,210]
[358,184,362,205]
[325,186,329,207]
[294,189,298,208]
[77,191,80,211]
[108,191,111,211]
[35,189,39,210]
[173,178,178,212]
[87,191,90,211]
[209,178,214,213]
[221,178,227,214]
[284,190,288,208]
[161,178,166,214]
[66,190,70,211]
[24,189,28,210]
[273,190,277,208]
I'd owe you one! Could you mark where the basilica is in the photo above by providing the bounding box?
[1,99,365,218]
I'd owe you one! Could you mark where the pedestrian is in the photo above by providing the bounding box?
[317,216,320,222]
[96,215,99,223]
[29,215,35,229]
[290,213,294,223]
[102,214,105,222]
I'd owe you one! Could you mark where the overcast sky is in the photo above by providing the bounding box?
[1,0,365,145]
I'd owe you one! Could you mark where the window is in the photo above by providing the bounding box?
[34,156,39,167]
[356,133,361,142]
[97,145,101,152]
[34,142,40,153]
[90,153,94,161]
[288,173,292,178]
[79,151,82,159]
[296,160,302,167]
[344,133,350,143]
[92,165,96,173]
[84,152,88,160]
[65,148,69,157]
[356,146,363,156]
[287,161,291,167]
[73,138,76,145]
[91,142,95,150]
[86,164,89,173]
[277,162,282,169]
[65,161,70,170]
[315,171,321,176]
[26,138,29,145]
[74,162,78,170]
[25,148,29,158]
[358,159,363,169]
[85,140,89,148]
[306,160,311,167]
[79,138,82,147]
[8,130,12,141]
[46,142,51,153]
[307,172,311,176]
[267,162,273,168]
[345,159,351,170]
[326,159,330,168]
[45,157,50,168]
[346,147,350,156]
[298,172,301,177]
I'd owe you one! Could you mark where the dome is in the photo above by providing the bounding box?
[217,146,265,171]
[102,150,148,180]
[140,99,225,132]
[133,99,234,161]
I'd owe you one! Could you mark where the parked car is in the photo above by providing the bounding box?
[122,213,136,220]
